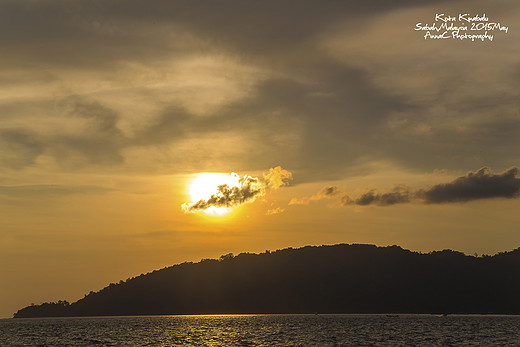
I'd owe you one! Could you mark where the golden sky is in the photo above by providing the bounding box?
[1,0,519,317]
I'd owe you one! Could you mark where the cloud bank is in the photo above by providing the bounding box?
[1,1,519,183]
[418,167,520,204]
[295,167,520,208]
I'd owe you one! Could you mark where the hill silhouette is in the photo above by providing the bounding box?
[13,244,520,318]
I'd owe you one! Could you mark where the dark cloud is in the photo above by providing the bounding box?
[65,97,121,136]
[134,107,190,147]
[319,186,340,197]
[0,98,127,169]
[306,167,520,208]
[0,129,44,169]
[1,0,518,183]
[419,167,520,204]
[183,174,263,212]
[344,185,411,207]
[49,97,127,166]
[134,72,408,180]
[381,119,520,177]
[0,0,451,68]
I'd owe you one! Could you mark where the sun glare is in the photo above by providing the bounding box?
[188,173,241,216]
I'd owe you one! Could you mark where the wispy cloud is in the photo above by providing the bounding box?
[289,186,340,205]
[266,207,285,215]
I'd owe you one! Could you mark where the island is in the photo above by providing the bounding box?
[13,243,520,317]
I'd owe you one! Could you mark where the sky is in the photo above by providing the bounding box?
[1,0,519,318]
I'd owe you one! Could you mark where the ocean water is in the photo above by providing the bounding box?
[1,314,520,346]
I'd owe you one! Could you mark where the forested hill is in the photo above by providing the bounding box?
[13,244,520,318]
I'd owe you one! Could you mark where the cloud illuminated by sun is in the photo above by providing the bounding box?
[188,173,241,216]
[183,167,292,216]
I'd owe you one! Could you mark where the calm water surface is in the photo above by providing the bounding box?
[1,314,520,346]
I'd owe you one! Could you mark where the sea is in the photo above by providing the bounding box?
[1,314,520,346]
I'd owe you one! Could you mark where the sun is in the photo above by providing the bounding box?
[188,173,241,216]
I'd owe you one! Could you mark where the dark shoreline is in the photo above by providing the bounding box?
[10,313,520,320]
